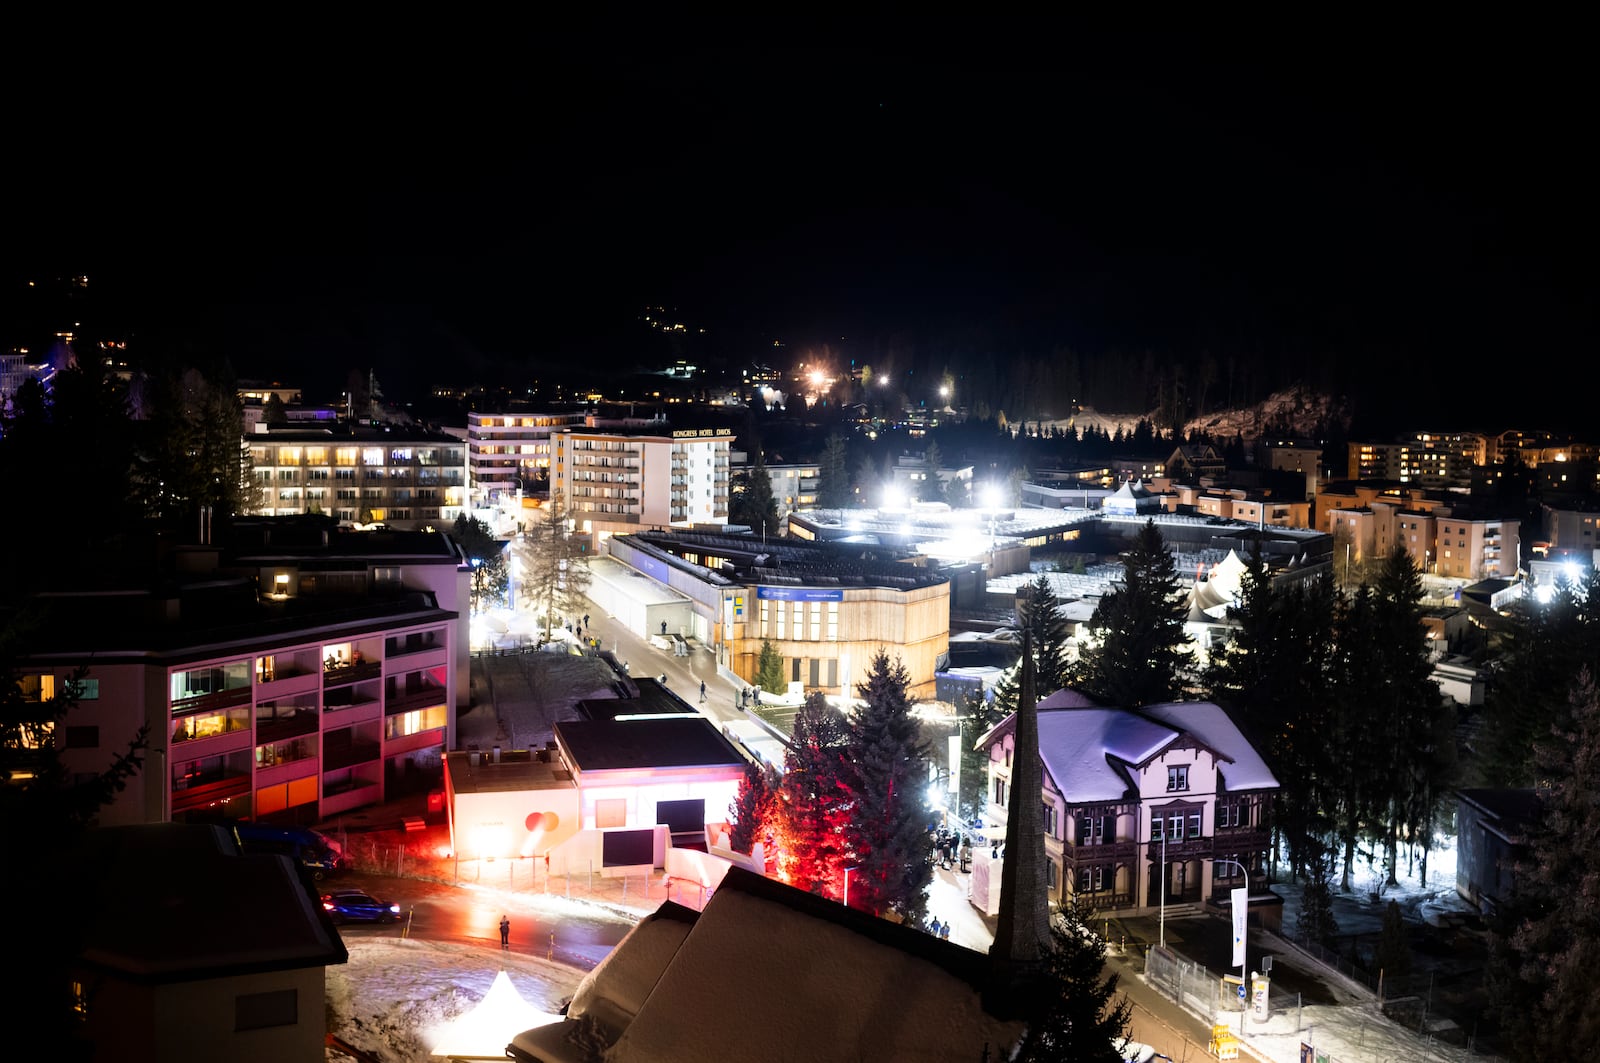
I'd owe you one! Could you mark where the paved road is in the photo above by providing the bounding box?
[324,869,634,970]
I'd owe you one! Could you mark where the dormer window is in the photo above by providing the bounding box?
[1167,765,1190,791]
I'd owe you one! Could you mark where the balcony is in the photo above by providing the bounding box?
[255,707,319,745]
[169,766,251,813]
[323,660,382,687]
[323,734,382,772]
[385,687,447,714]
[170,686,252,715]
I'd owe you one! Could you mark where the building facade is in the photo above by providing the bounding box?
[20,521,469,829]
[977,691,1279,921]
[603,530,950,700]
[551,427,732,547]
[247,424,469,530]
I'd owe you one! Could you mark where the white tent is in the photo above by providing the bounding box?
[430,969,561,1057]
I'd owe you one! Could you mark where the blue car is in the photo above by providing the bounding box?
[321,889,400,924]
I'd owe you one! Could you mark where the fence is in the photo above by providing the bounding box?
[1145,945,1226,1025]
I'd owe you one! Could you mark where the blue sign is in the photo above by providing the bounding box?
[633,554,670,584]
[1237,984,1247,1000]
[756,586,844,602]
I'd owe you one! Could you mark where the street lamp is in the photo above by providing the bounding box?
[1214,857,1252,1035]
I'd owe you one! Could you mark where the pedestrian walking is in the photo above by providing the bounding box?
[940,920,950,941]
[499,915,510,950]
[699,681,707,703]
[583,614,590,627]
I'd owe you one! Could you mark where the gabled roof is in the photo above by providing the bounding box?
[1137,701,1279,792]
[510,868,1027,1063]
[976,690,1279,802]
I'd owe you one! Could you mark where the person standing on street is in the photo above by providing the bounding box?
[499,915,510,950]
[700,680,707,703]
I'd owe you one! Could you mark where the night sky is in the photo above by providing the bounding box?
[12,27,1593,431]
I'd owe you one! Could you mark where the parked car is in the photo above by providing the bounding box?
[321,889,400,924]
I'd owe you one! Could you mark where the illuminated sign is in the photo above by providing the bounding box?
[672,428,734,438]
[756,586,843,602]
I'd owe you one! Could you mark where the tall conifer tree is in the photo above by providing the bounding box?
[1068,519,1192,707]
[840,651,933,924]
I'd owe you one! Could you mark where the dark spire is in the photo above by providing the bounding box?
[987,603,1051,1014]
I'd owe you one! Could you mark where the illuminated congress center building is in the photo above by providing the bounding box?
[603,530,950,700]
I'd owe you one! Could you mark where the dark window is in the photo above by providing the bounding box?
[236,989,297,1031]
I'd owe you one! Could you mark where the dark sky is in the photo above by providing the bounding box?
[13,27,1594,429]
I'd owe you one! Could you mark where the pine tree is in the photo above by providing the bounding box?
[1482,567,1600,785]
[1068,519,1192,707]
[992,576,1073,718]
[817,432,851,509]
[755,639,785,695]
[731,447,779,535]
[727,760,776,855]
[840,651,933,923]
[1489,669,1600,1054]
[1011,902,1132,1063]
[454,515,510,616]
[1368,546,1448,886]
[1376,899,1412,989]
[1296,841,1340,946]
[1207,550,1341,878]
[777,691,850,894]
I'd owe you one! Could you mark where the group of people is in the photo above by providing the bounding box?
[739,687,762,709]
[933,827,969,872]
[927,916,952,941]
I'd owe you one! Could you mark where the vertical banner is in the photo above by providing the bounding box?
[1231,886,1248,967]
[947,735,961,793]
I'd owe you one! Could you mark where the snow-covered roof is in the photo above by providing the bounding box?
[1137,701,1280,792]
[1036,704,1176,803]
[510,868,1027,1063]
[979,689,1279,801]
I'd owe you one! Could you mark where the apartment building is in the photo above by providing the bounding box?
[978,691,1279,922]
[551,427,732,547]
[465,410,593,501]
[764,462,820,524]
[1347,433,1485,488]
[247,423,469,530]
[18,519,469,829]
[1319,484,1520,579]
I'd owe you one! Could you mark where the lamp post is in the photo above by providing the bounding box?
[1214,857,1251,1035]
[1159,830,1167,948]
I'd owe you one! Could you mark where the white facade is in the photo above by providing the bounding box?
[552,428,731,547]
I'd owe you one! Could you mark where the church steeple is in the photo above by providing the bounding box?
[987,601,1051,1014]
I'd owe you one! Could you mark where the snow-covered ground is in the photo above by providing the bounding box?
[328,830,1488,1062]
[1196,835,1500,1063]
[326,885,646,1062]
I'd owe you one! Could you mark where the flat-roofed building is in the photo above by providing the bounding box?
[606,529,950,700]
[247,424,469,530]
[17,518,468,829]
[551,427,732,548]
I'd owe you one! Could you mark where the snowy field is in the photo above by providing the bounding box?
[328,937,585,1062]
